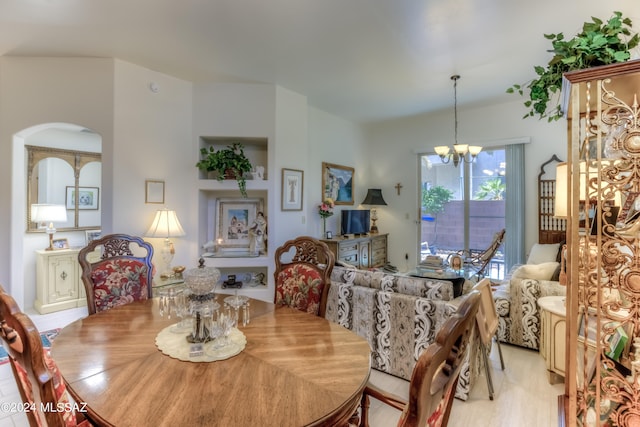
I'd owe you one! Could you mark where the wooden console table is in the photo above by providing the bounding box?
[321,233,387,269]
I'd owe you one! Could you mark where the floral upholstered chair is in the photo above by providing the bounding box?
[0,286,92,427]
[274,236,335,317]
[78,233,154,315]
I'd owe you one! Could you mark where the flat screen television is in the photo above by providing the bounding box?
[341,209,370,235]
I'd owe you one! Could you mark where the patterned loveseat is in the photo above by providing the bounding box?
[492,262,566,350]
[324,266,481,401]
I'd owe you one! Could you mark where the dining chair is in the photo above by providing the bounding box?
[472,278,505,400]
[274,236,335,317]
[0,286,92,427]
[78,233,154,315]
[358,290,481,427]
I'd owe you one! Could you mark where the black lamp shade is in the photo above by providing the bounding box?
[361,189,387,206]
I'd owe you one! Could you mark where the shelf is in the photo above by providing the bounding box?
[198,179,269,191]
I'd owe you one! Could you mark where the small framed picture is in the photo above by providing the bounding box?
[52,238,69,249]
[85,229,102,245]
[325,231,333,239]
[281,168,304,211]
[66,187,100,210]
[145,180,165,204]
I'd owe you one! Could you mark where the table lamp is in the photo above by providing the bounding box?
[31,204,68,251]
[361,189,387,234]
[146,208,186,278]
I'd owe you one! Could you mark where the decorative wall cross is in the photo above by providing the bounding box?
[395,183,402,195]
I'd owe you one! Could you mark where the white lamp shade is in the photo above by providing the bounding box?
[555,161,621,218]
[468,146,483,156]
[31,204,67,223]
[453,144,468,155]
[146,209,186,238]
[434,146,450,156]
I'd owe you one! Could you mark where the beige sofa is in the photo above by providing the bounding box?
[324,266,480,401]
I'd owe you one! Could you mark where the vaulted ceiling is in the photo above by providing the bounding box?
[0,0,637,123]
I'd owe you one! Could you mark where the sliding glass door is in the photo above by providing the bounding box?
[420,148,506,279]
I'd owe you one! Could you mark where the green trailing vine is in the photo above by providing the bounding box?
[507,11,639,122]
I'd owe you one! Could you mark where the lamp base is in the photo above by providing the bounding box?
[45,231,55,251]
[370,219,379,234]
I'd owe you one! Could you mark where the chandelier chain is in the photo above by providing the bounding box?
[452,74,459,146]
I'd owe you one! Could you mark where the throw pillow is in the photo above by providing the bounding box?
[512,261,560,281]
[526,243,561,265]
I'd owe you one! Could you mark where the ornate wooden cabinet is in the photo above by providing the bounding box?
[321,234,388,269]
[563,59,640,426]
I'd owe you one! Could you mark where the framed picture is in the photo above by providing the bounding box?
[52,238,69,249]
[281,168,303,211]
[66,187,99,210]
[85,229,102,245]
[322,162,354,205]
[217,198,264,249]
[145,180,165,204]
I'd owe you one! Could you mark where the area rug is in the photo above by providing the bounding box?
[0,328,60,365]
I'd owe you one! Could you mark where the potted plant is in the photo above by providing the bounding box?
[196,142,253,197]
[507,11,639,122]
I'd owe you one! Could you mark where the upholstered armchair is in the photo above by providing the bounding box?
[78,233,154,315]
[274,236,335,317]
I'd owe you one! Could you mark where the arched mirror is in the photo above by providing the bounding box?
[25,127,102,232]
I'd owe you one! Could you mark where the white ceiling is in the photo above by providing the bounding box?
[0,0,638,123]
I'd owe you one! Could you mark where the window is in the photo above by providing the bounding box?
[420,148,506,279]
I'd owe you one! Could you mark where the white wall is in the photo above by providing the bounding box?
[112,60,193,269]
[308,107,369,237]
[365,97,566,268]
[0,57,115,309]
[0,55,563,310]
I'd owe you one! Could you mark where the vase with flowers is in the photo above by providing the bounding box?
[318,198,335,237]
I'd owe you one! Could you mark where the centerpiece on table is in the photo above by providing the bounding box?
[318,198,335,237]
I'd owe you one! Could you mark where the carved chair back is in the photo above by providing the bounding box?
[78,233,154,315]
[0,286,91,426]
[358,291,481,427]
[274,236,335,317]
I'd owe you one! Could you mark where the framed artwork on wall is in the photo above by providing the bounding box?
[281,168,303,211]
[145,180,165,204]
[66,187,99,210]
[217,198,264,249]
[322,162,354,205]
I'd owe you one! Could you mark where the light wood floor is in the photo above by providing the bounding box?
[1,307,564,427]
[367,343,565,427]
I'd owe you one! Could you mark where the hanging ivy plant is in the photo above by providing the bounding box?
[507,11,639,122]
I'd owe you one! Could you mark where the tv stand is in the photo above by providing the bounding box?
[321,233,387,269]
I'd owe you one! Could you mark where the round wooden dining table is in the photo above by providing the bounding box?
[51,298,371,427]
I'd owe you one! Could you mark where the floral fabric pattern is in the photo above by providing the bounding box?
[90,258,150,313]
[275,264,324,315]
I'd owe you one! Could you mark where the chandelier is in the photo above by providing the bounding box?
[434,75,482,167]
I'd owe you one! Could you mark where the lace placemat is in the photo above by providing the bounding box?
[155,324,246,362]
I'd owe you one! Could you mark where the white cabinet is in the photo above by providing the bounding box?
[35,249,88,314]
[538,295,566,384]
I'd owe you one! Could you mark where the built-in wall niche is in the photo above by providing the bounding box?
[198,136,268,180]
[26,144,102,232]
